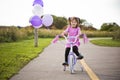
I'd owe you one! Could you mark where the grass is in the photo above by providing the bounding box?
[0,38,52,80]
[90,38,120,47]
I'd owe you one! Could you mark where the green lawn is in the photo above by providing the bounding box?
[90,38,120,47]
[0,38,52,80]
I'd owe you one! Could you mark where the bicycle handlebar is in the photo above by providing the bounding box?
[63,36,77,44]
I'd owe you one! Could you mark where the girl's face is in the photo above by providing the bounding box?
[70,19,78,28]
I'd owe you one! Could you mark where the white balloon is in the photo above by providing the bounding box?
[42,14,53,27]
[32,4,43,17]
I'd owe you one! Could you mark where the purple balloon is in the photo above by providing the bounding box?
[33,0,43,7]
[29,15,42,28]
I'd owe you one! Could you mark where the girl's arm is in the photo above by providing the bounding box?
[60,26,69,37]
[61,31,67,37]
[76,27,82,38]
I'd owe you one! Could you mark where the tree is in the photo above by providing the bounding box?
[80,20,97,30]
[52,15,67,29]
[109,23,120,31]
[100,22,120,31]
[113,27,120,40]
[100,23,110,31]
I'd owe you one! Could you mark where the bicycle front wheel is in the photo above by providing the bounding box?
[69,55,75,74]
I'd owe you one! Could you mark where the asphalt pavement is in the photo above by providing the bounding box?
[10,39,120,80]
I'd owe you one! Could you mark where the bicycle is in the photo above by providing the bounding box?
[63,36,83,74]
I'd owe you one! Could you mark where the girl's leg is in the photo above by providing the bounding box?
[73,46,83,59]
[65,47,70,63]
[62,47,70,66]
[73,46,79,56]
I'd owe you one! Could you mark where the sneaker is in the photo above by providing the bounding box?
[77,55,84,60]
[62,62,69,66]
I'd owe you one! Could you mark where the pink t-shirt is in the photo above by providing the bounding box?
[64,26,81,47]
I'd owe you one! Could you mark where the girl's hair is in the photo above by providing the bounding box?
[68,17,80,27]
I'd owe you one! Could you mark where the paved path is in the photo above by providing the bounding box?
[10,39,120,80]
[81,40,120,80]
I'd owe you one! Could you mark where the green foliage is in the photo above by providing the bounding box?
[100,22,119,31]
[0,27,19,42]
[79,19,86,24]
[38,29,63,38]
[112,28,120,40]
[100,23,111,31]
[82,30,113,37]
[0,26,114,43]
[53,15,67,29]
[0,38,52,80]
[0,27,34,43]
[80,25,97,31]
[37,29,113,38]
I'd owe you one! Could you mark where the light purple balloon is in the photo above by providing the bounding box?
[33,0,43,7]
[42,14,53,27]
[29,15,42,28]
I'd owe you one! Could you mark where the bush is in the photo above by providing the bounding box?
[0,26,114,43]
[0,27,19,42]
[82,30,113,37]
[112,28,120,40]
[38,29,63,38]
[0,27,33,43]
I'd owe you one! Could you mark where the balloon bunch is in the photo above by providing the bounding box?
[29,0,53,28]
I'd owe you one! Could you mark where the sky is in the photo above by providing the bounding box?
[0,0,120,29]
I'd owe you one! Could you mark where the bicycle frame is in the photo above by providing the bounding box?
[69,43,77,73]
[63,36,77,74]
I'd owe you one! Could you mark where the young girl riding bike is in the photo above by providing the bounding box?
[61,17,84,66]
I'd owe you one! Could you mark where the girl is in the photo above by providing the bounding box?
[61,17,84,66]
